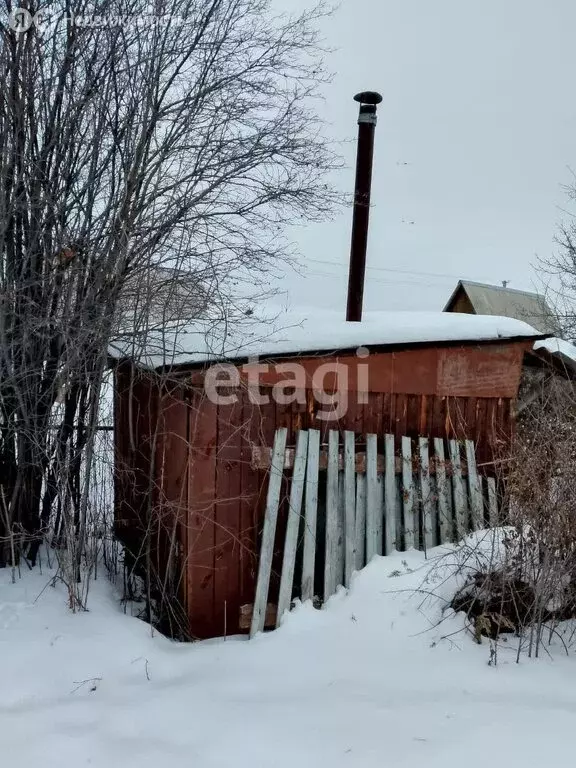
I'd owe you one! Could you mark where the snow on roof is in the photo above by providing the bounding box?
[109,309,545,369]
[533,336,576,371]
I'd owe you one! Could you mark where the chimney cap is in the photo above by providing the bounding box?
[353,91,383,105]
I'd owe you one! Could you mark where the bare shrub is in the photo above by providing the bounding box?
[447,367,576,658]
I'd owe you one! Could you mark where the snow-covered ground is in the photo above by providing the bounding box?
[2,537,575,768]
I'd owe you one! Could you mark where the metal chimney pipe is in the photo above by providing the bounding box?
[346,91,382,322]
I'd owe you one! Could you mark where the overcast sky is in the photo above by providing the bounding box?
[275,0,576,315]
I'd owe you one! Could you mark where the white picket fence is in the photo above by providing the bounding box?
[250,428,499,637]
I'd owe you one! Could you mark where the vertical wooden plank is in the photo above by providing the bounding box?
[486,399,497,451]
[254,396,281,610]
[354,473,366,570]
[395,473,403,550]
[431,395,443,437]
[418,394,428,435]
[434,438,452,544]
[238,394,261,615]
[449,439,467,540]
[343,392,357,433]
[397,394,408,437]
[373,392,384,435]
[250,427,288,638]
[365,393,378,435]
[503,398,513,443]
[384,434,397,554]
[402,436,416,550]
[276,430,309,627]
[382,392,392,434]
[323,430,339,600]
[336,471,345,587]
[353,392,364,437]
[213,397,244,637]
[271,400,290,607]
[407,394,419,435]
[153,388,188,628]
[301,428,320,602]
[487,477,498,528]
[465,439,483,531]
[474,399,487,466]
[344,431,356,587]
[187,393,218,639]
[377,470,384,552]
[465,397,477,440]
[496,397,505,444]
[390,393,397,437]
[419,437,435,551]
[365,432,382,560]
[454,397,468,439]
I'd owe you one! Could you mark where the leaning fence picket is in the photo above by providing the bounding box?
[384,434,397,554]
[433,438,452,544]
[344,431,356,586]
[276,430,309,627]
[301,428,320,602]
[395,473,403,550]
[402,436,416,549]
[465,439,483,530]
[354,473,366,571]
[486,476,498,528]
[250,427,288,638]
[377,471,384,551]
[449,440,467,540]
[419,437,435,550]
[366,432,381,560]
[336,472,345,587]
[324,430,340,600]
[253,427,502,637]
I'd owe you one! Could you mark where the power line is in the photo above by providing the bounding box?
[305,256,495,284]
[307,269,454,289]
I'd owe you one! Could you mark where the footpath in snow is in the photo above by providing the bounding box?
[1,534,576,768]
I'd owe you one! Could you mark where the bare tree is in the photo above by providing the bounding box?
[0,0,339,586]
[539,173,576,339]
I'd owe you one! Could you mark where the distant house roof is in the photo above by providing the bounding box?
[444,280,558,335]
[113,264,209,343]
[118,265,208,326]
[109,309,546,370]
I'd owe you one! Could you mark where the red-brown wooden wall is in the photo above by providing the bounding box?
[114,338,533,640]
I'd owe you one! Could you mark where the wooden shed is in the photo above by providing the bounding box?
[112,311,545,640]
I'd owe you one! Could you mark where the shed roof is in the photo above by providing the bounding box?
[444,280,558,334]
[109,309,546,370]
[532,336,576,376]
